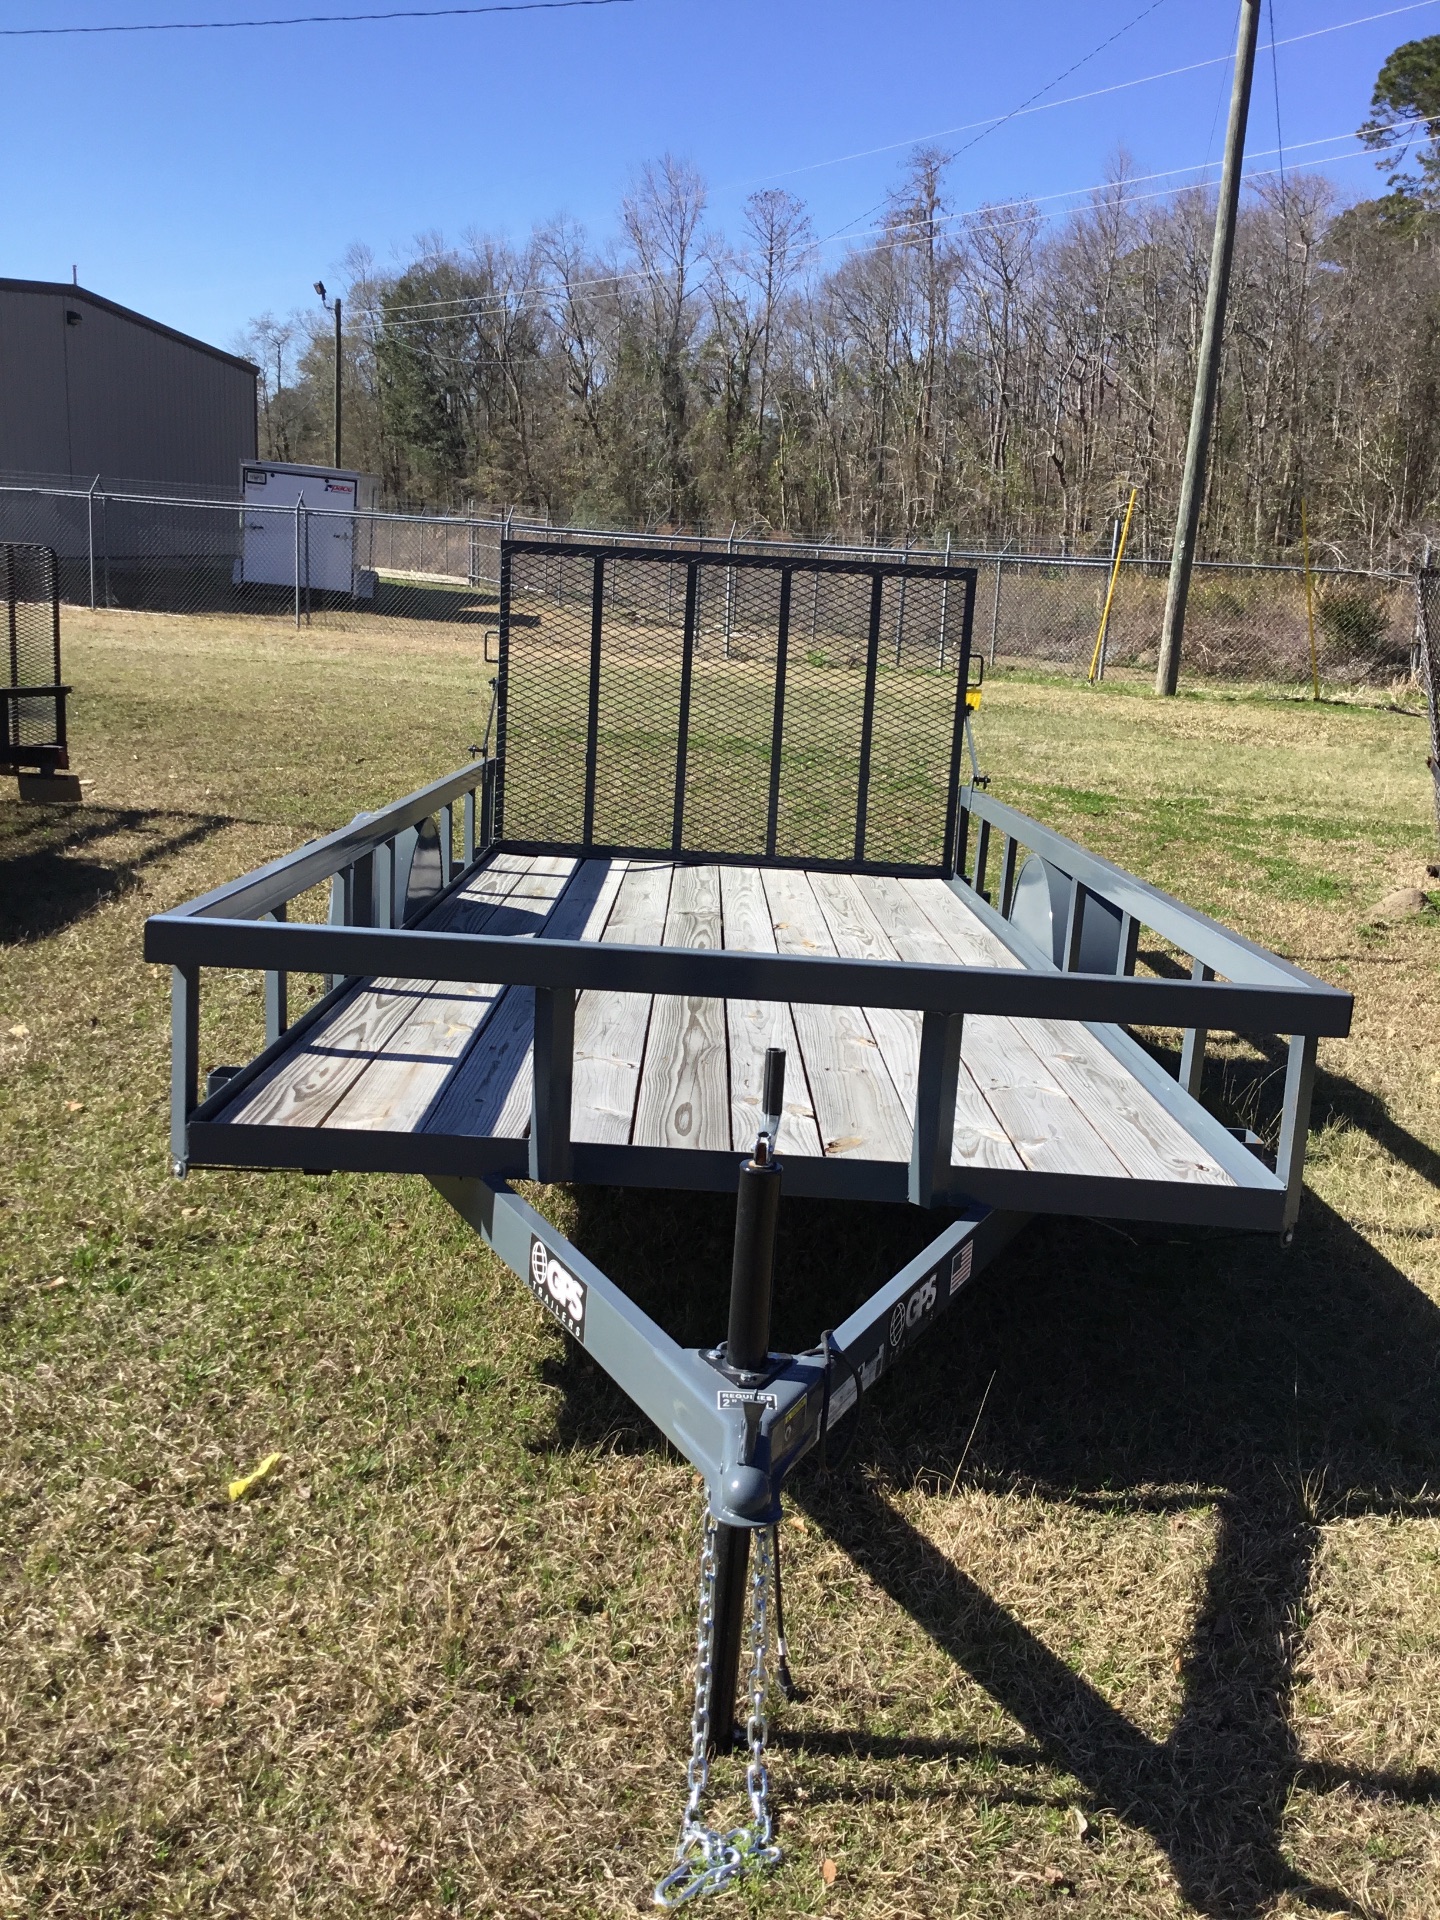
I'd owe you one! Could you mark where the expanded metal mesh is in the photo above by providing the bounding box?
[2,543,63,765]
[496,542,975,869]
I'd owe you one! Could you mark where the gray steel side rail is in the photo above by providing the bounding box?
[956,785,1333,991]
[429,1174,1020,1527]
[173,759,494,923]
[951,790,1347,1234]
[144,915,1351,1033]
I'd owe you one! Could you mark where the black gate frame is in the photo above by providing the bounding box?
[493,538,980,874]
[1,543,70,777]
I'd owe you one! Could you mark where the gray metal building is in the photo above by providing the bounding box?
[0,278,257,492]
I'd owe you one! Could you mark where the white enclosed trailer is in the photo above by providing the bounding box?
[236,461,379,596]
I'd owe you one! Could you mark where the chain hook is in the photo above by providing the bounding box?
[654,1506,784,1907]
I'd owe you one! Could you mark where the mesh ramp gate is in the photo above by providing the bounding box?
[495,538,978,872]
[1,544,67,775]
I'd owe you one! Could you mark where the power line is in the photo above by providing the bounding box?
[357,124,1396,328]
[728,0,1440,194]
[815,0,1173,251]
[0,0,631,37]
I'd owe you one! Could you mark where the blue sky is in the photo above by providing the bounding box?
[0,0,1431,353]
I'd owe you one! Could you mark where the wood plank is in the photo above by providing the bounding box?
[719,866,824,1157]
[323,858,594,1133]
[571,860,674,1145]
[223,855,566,1129]
[857,875,1129,1180]
[760,868,911,1162]
[807,871,1023,1172]
[632,864,731,1151]
[421,858,629,1140]
[899,879,1231,1186]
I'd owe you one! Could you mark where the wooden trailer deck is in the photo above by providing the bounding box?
[198,847,1246,1215]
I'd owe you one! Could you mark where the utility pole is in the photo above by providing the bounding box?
[314,281,343,468]
[332,296,342,468]
[1154,0,1261,696]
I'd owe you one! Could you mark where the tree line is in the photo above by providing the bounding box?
[237,129,1440,570]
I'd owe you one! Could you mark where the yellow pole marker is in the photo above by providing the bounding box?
[229,1452,285,1501]
[1301,496,1320,701]
[1089,487,1137,684]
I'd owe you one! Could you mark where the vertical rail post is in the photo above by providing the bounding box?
[529,986,575,1182]
[909,1011,964,1208]
[481,758,497,853]
[293,497,303,629]
[1062,882,1089,972]
[1116,912,1141,976]
[973,818,992,900]
[764,567,793,858]
[5,549,18,708]
[1179,959,1216,1097]
[582,555,605,844]
[708,1108,783,1752]
[998,833,1019,918]
[264,902,288,1046]
[352,849,376,929]
[373,841,395,929]
[494,538,511,837]
[439,802,454,886]
[170,964,199,1174]
[853,568,885,861]
[942,572,978,876]
[1276,1031,1318,1238]
[671,562,699,853]
[463,787,477,867]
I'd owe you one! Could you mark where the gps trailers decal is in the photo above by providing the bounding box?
[826,1236,979,1431]
[527,1235,588,1344]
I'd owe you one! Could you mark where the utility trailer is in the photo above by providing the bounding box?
[144,536,1351,1904]
[1,543,72,790]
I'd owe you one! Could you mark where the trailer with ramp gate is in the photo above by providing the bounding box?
[144,534,1351,1903]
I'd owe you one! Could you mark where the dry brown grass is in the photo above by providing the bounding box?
[2,607,1439,1918]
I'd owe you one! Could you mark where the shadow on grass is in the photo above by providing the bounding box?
[1139,1018,1440,1195]
[540,1181,1440,1917]
[0,802,229,943]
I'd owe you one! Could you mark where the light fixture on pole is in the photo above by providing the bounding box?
[314,279,343,469]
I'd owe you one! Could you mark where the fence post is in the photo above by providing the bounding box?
[87,475,99,611]
[894,540,909,664]
[938,530,951,666]
[1416,563,1440,854]
[988,552,1004,666]
[293,497,303,629]
[724,521,736,658]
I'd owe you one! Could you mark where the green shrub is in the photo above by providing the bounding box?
[1318,587,1391,658]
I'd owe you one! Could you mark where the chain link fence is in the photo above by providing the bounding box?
[0,481,1417,691]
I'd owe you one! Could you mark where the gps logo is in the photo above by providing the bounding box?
[527,1236,588,1344]
[888,1272,938,1347]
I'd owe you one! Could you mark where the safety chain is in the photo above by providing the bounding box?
[653,1512,783,1907]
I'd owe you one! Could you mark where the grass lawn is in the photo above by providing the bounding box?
[3,604,1439,1919]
